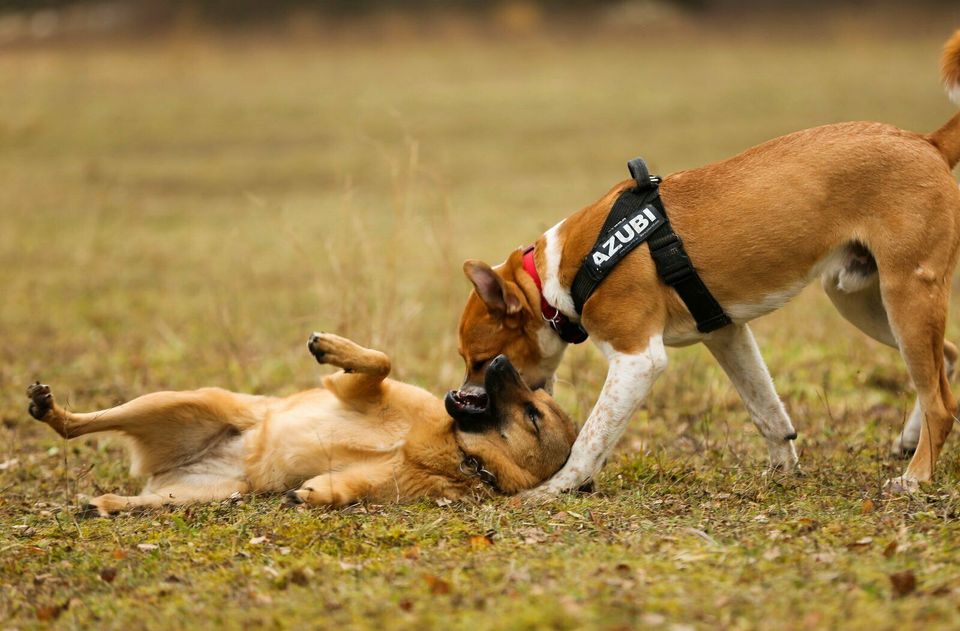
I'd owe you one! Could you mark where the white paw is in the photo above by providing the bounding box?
[883,476,920,495]
[767,440,799,473]
[519,488,558,505]
[520,478,575,503]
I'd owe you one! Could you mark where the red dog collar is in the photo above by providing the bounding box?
[521,246,589,344]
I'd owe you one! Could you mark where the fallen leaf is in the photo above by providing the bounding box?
[402,545,421,560]
[861,499,876,514]
[339,560,363,571]
[0,458,19,471]
[249,536,268,545]
[889,570,917,598]
[289,568,312,586]
[137,543,158,552]
[111,548,127,560]
[99,567,117,583]
[883,540,898,558]
[435,498,453,507]
[35,603,65,621]
[399,599,413,611]
[33,574,53,585]
[469,533,493,549]
[423,574,451,595]
[846,537,873,550]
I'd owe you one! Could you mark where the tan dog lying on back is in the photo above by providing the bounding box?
[451,31,960,497]
[26,333,576,515]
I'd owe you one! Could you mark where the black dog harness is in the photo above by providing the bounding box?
[569,157,732,335]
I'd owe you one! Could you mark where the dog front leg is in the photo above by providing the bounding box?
[704,324,799,472]
[529,336,668,497]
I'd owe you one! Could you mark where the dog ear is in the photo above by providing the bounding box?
[463,260,522,316]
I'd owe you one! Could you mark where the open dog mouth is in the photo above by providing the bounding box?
[446,355,524,429]
[445,390,489,417]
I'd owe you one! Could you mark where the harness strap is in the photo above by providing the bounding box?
[570,157,732,334]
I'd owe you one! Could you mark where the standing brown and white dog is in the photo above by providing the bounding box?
[451,31,960,496]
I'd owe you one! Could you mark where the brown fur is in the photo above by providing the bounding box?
[457,31,960,490]
[26,333,577,515]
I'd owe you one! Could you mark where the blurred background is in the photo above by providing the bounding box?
[2,0,959,470]
[4,4,960,625]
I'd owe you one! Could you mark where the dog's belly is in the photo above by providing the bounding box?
[243,391,409,491]
[143,432,248,495]
[662,245,861,346]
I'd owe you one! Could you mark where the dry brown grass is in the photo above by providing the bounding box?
[2,24,960,629]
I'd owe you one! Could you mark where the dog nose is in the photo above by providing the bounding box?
[307,332,323,350]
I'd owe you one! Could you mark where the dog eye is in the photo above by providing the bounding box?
[472,358,490,372]
[524,403,541,431]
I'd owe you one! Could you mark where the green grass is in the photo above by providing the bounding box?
[3,23,960,629]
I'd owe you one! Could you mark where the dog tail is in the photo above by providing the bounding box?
[928,29,960,168]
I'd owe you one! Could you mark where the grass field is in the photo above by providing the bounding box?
[3,20,960,629]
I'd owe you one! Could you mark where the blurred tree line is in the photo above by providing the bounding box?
[4,0,704,18]
[2,0,955,20]
[0,0,954,42]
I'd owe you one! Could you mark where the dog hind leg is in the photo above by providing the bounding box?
[703,324,799,471]
[26,383,266,477]
[822,271,957,456]
[875,274,957,490]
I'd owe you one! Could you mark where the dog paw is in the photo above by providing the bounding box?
[883,476,921,495]
[766,439,799,473]
[75,503,108,519]
[77,494,119,518]
[763,463,805,480]
[307,332,356,369]
[26,382,54,421]
[519,485,565,505]
[282,489,306,507]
